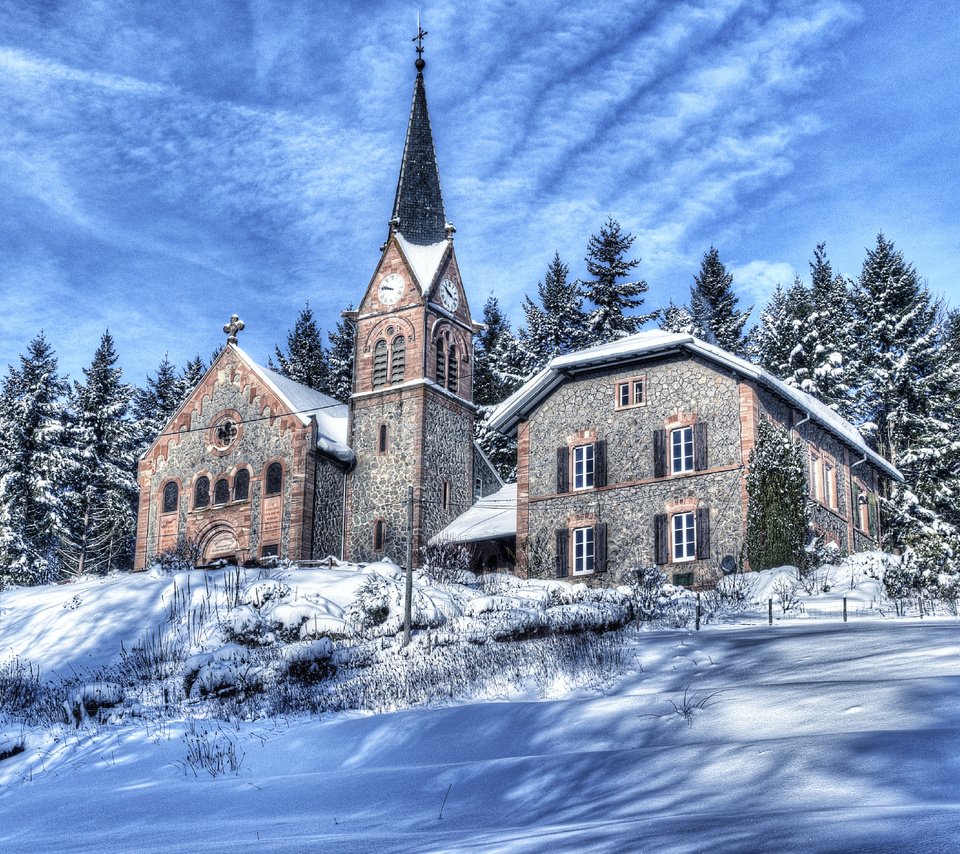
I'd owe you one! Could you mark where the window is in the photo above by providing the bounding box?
[213,417,239,450]
[390,335,405,383]
[372,339,388,388]
[810,453,823,502]
[261,544,279,558]
[855,485,870,532]
[447,345,458,393]
[265,462,283,495]
[234,469,250,501]
[673,571,694,587]
[378,424,388,454]
[671,427,694,474]
[573,444,595,490]
[436,341,446,385]
[573,526,595,574]
[213,478,230,505]
[194,476,210,509]
[474,472,483,500]
[672,511,696,562]
[373,519,386,552]
[162,482,179,514]
[442,480,452,512]
[615,376,645,409]
[824,462,837,509]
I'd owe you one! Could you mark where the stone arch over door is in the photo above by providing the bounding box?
[198,522,242,564]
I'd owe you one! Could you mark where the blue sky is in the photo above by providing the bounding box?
[1,0,957,386]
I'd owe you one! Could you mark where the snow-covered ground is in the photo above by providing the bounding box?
[1,560,959,852]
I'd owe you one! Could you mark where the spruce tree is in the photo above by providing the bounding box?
[272,303,328,391]
[579,217,656,344]
[178,355,205,401]
[745,418,809,571]
[0,333,71,585]
[689,247,751,354]
[474,295,526,406]
[325,310,356,402]
[522,253,589,371]
[132,354,183,455]
[61,332,138,575]
[753,277,811,385]
[658,301,696,335]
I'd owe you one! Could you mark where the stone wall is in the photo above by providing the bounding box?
[312,456,346,559]
[421,395,474,545]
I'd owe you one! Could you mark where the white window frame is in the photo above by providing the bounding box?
[671,426,694,474]
[573,526,595,574]
[573,443,595,490]
[824,461,837,509]
[672,511,696,562]
[810,452,823,502]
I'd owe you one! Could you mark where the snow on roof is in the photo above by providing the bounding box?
[235,348,353,464]
[430,483,517,545]
[489,331,901,482]
[395,233,448,294]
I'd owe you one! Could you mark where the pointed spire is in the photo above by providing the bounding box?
[390,29,446,246]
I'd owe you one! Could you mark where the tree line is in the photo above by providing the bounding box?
[1,219,957,589]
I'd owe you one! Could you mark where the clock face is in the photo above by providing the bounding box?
[378,273,405,306]
[439,277,460,312]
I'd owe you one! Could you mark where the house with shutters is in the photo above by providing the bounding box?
[473,331,900,588]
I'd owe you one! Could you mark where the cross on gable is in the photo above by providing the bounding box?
[223,314,245,344]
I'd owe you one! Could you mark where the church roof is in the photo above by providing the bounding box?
[391,69,446,246]
[237,349,353,464]
[394,232,449,294]
[488,331,901,482]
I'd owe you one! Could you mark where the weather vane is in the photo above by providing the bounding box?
[413,13,427,70]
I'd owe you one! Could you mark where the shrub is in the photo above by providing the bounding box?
[419,541,472,585]
[282,639,336,684]
[157,538,202,573]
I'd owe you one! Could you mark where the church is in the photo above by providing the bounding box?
[134,40,900,585]
[133,43,502,571]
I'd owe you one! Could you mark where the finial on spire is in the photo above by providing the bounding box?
[223,314,245,344]
[413,13,427,71]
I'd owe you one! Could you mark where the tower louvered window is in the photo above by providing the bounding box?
[372,340,388,388]
[390,335,406,383]
[436,341,446,385]
[447,345,458,393]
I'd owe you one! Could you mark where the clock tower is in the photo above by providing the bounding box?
[343,42,478,564]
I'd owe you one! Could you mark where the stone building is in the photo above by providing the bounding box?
[470,331,900,587]
[134,47,501,571]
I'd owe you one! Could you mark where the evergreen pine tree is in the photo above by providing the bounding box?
[522,253,589,371]
[753,277,811,386]
[852,234,960,548]
[272,303,328,391]
[0,333,71,585]
[474,296,526,406]
[61,332,138,575]
[178,355,205,401]
[689,247,751,354]
[579,217,656,344]
[745,418,810,571]
[324,310,356,402]
[658,300,696,335]
[132,354,182,455]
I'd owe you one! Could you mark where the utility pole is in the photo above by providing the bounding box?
[403,485,414,645]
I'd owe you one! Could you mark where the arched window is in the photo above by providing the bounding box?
[390,335,406,383]
[372,339,388,388]
[447,345,458,393]
[435,340,446,385]
[194,476,210,509]
[378,424,388,454]
[234,468,250,501]
[162,482,179,514]
[265,462,283,495]
[213,478,230,505]
[373,519,386,552]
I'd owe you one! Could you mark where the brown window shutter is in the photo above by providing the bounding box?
[555,528,568,578]
[696,506,711,560]
[654,513,669,565]
[653,429,666,478]
[594,439,607,488]
[868,495,878,538]
[694,421,708,471]
[556,446,569,493]
[595,522,608,573]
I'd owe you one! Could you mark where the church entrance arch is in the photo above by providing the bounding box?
[198,522,242,565]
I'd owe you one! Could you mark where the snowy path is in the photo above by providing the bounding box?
[2,620,960,852]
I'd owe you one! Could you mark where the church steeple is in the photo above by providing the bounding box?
[390,33,446,246]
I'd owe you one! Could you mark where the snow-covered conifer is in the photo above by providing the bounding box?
[325,310,355,402]
[272,303,328,392]
[689,247,751,354]
[579,217,655,344]
[658,301,696,335]
[0,333,71,585]
[522,253,588,371]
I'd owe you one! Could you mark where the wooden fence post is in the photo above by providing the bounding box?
[843,596,847,622]
[696,593,701,631]
[768,598,773,625]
